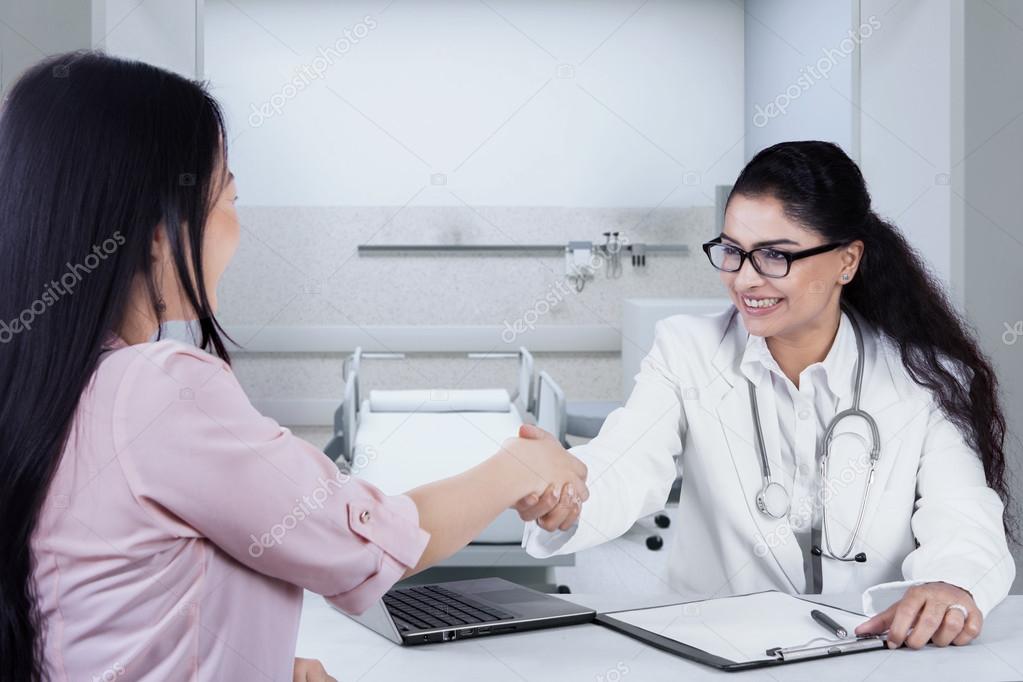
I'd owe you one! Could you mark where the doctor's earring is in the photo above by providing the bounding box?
[841,274,850,282]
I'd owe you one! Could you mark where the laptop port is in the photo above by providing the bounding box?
[441,631,455,641]
[476,626,491,635]
[459,627,475,637]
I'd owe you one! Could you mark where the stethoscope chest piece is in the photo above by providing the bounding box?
[756,481,791,519]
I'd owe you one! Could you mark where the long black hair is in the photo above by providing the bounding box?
[728,140,1015,542]
[0,51,233,681]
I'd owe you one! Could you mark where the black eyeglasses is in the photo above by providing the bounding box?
[701,237,849,278]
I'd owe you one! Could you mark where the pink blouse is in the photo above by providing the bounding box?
[32,335,430,681]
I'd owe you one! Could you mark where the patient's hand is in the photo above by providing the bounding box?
[499,426,588,513]
[513,425,586,532]
[293,658,337,682]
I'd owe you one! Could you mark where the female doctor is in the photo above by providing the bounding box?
[516,141,1016,650]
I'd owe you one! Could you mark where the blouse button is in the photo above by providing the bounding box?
[359,510,371,524]
[797,408,811,420]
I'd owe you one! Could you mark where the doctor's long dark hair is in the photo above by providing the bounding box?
[0,52,232,681]
[729,140,1015,542]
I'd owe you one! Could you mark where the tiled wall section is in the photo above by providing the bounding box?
[220,205,725,442]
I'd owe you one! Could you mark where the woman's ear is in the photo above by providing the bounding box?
[151,223,167,264]
[841,239,864,278]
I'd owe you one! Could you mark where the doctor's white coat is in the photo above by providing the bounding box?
[523,306,1015,617]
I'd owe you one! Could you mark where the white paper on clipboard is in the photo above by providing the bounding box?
[606,591,873,664]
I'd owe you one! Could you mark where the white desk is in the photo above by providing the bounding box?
[296,591,1023,681]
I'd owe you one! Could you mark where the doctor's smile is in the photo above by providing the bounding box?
[1,4,1020,680]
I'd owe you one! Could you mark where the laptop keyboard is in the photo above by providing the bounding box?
[383,585,515,632]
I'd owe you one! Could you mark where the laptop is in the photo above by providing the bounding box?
[340,577,595,645]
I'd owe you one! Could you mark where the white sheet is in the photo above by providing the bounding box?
[354,406,525,542]
[368,389,511,413]
[606,591,872,664]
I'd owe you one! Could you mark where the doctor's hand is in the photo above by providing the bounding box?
[854,582,982,649]
[512,424,587,532]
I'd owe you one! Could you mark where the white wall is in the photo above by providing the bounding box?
[859,0,957,293]
[0,0,91,96]
[744,0,960,296]
[0,0,198,97]
[961,0,1023,593]
[743,0,859,160]
[204,0,745,207]
[94,0,200,77]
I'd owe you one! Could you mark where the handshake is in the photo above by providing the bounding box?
[499,424,588,532]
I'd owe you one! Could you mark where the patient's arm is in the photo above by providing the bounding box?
[403,432,588,577]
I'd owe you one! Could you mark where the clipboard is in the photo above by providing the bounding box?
[595,590,888,671]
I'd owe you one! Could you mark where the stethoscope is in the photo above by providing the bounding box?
[742,301,881,565]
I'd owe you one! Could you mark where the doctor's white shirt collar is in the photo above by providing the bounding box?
[738,309,858,399]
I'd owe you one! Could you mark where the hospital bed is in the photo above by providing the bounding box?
[324,348,574,590]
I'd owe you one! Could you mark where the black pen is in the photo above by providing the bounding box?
[810,609,848,639]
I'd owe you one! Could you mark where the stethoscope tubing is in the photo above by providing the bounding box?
[741,301,881,562]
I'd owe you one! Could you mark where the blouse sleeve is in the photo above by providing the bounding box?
[112,340,430,615]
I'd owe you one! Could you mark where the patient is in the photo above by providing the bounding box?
[0,52,587,682]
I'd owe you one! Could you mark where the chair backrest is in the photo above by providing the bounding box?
[343,347,362,406]
[514,347,535,416]
[327,348,362,463]
[621,298,730,398]
[535,370,567,446]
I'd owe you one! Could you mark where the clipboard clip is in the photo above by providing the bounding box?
[766,634,887,662]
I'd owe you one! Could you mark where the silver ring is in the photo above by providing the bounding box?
[946,603,969,619]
